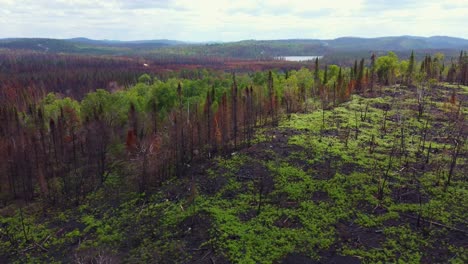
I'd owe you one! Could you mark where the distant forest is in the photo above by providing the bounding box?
[1,36,468,58]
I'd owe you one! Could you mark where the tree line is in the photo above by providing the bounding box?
[0,50,337,108]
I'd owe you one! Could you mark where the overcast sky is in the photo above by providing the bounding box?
[1,0,467,41]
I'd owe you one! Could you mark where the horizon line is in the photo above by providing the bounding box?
[1,35,467,43]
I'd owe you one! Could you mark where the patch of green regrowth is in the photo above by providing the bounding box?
[341,225,426,263]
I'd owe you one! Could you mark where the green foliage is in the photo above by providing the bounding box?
[376,51,399,84]
[42,94,81,123]
[137,73,152,84]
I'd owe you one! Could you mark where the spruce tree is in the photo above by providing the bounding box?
[314,58,320,85]
[357,58,364,93]
[323,66,328,86]
[370,53,376,92]
[407,50,415,86]
[353,60,358,80]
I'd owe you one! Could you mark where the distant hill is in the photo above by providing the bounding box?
[65,37,186,46]
[1,36,467,58]
[0,38,79,53]
[324,36,468,51]
[150,36,468,59]
[0,38,188,55]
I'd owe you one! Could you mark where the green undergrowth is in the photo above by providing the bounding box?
[1,85,466,263]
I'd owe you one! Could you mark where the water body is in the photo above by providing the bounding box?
[276,56,323,62]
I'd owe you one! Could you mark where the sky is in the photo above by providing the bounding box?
[1,0,467,41]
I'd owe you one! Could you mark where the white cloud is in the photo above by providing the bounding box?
[0,0,466,41]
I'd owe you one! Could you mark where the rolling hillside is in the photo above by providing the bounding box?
[1,36,467,58]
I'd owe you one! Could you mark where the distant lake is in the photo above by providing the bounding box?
[276,56,323,62]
